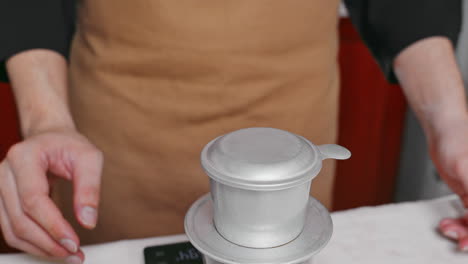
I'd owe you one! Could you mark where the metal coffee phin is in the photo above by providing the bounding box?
[201,127,350,248]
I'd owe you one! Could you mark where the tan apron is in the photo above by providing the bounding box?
[54,0,341,245]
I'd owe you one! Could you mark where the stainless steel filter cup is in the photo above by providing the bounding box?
[210,178,311,248]
[201,128,350,248]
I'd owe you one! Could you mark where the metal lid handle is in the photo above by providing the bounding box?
[318,144,351,160]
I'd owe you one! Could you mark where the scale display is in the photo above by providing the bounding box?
[144,242,204,264]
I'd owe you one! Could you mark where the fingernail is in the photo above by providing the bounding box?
[65,255,82,264]
[60,238,78,253]
[444,231,459,240]
[81,206,97,228]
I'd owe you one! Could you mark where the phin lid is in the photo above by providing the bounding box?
[201,127,327,191]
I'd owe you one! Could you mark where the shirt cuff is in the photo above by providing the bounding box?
[346,0,462,84]
[0,0,73,82]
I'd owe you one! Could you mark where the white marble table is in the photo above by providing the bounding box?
[1,195,467,264]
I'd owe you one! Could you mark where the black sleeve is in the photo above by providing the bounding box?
[0,0,76,82]
[344,0,462,83]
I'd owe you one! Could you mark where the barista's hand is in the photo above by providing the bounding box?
[429,120,468,251]
[393,36,468,252]
[0,128,103,263]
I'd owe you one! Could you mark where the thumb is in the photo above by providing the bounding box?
[72,148,103,229]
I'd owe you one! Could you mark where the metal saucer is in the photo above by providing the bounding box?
[185,194,333,264]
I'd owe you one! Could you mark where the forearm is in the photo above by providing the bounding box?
[6,49,75,137]
[394,37,468,139]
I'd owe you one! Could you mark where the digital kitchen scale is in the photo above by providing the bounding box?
[144,242,203,264]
